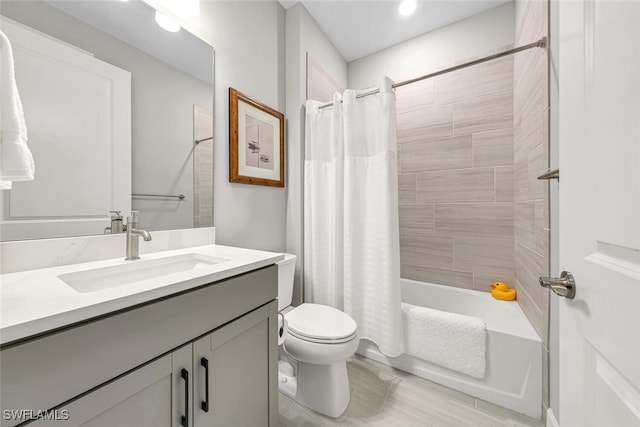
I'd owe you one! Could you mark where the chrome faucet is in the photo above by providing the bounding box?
[104,210,126,234]
[125,211,152,261]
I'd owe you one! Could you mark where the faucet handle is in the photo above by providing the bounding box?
[109,210,122,219]
[127,210,141,227]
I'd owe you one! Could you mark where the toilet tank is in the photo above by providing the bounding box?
[277,253,296,311]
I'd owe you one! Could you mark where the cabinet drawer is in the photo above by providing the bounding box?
[0,265,276,426]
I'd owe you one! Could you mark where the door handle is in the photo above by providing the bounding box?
[539,271,576,299]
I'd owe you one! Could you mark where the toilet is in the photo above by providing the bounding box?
[277,254,359,418]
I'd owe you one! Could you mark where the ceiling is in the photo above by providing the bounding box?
[277,0,511,62]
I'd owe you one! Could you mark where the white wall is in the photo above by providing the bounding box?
[285,3,347,304]
[348,2,515,89]
[168,1,287,252]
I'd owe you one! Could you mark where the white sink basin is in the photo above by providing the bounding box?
[58,253,228,293]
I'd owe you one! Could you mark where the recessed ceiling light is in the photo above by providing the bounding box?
[398,0,417,17]
[155,11,181,32]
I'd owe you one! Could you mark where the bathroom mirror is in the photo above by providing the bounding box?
[0,0,214,241]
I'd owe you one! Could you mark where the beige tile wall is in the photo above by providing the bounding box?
[396,52,515,293]
[513,0,549,343]
[194,105,213,228]
[307,53,344,102]
[514,0,550,417]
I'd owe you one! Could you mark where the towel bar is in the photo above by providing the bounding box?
[132,193,186,200]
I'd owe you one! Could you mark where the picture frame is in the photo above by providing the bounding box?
[229,88,285,187]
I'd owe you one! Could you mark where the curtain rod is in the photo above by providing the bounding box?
[318,37,547,110]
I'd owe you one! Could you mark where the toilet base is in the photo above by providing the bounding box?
[293,360,351,418]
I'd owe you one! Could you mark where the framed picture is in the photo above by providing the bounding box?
[229,88,285,187]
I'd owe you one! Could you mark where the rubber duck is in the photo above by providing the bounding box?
[491,282,517,301]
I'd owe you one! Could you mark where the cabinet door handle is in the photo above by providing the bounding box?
[181,368,189,427]
[201,357,210,412]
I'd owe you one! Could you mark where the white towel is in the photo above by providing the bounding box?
[401,302,487,379]
[0,29,33,190]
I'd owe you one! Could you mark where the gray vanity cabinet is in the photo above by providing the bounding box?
[192,305,271,427]
[175,304,274,427]
[28,305,274,427]
[30,354,175,427]
[1,266,278,427]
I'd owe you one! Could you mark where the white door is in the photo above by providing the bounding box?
[558,1,640,426]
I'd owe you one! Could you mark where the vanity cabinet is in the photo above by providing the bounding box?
[190,306,271,427]
[30,353,175,426]
[1,266,278,427]
[27,305,272,427]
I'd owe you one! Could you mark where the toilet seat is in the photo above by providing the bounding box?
[285,303,358,344]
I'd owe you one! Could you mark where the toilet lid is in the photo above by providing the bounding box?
[285,303,357,342]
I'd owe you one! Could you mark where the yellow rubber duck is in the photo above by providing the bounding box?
[491,282,517,301]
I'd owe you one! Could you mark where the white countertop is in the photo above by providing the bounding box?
[0,244,283,345]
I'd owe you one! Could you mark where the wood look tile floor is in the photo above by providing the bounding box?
[279,355,544,427]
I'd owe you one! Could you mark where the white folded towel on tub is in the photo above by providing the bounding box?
[401,302,486,379]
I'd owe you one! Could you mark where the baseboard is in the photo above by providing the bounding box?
[547,407,560,427]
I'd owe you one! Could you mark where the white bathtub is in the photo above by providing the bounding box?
[357,278,542,419]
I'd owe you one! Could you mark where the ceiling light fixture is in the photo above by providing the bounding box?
[154,11,181,32]
[146,0,199,32]
[398,0,417,17]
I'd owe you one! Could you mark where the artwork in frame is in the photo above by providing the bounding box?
[229,88,285,187]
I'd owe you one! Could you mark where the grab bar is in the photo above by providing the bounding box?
[132,193,186,200]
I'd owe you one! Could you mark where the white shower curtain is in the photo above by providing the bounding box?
[304,77,404,357]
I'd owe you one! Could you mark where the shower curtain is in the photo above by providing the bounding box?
[304,77,404,357]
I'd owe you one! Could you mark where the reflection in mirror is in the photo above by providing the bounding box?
[0,0,214,241]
